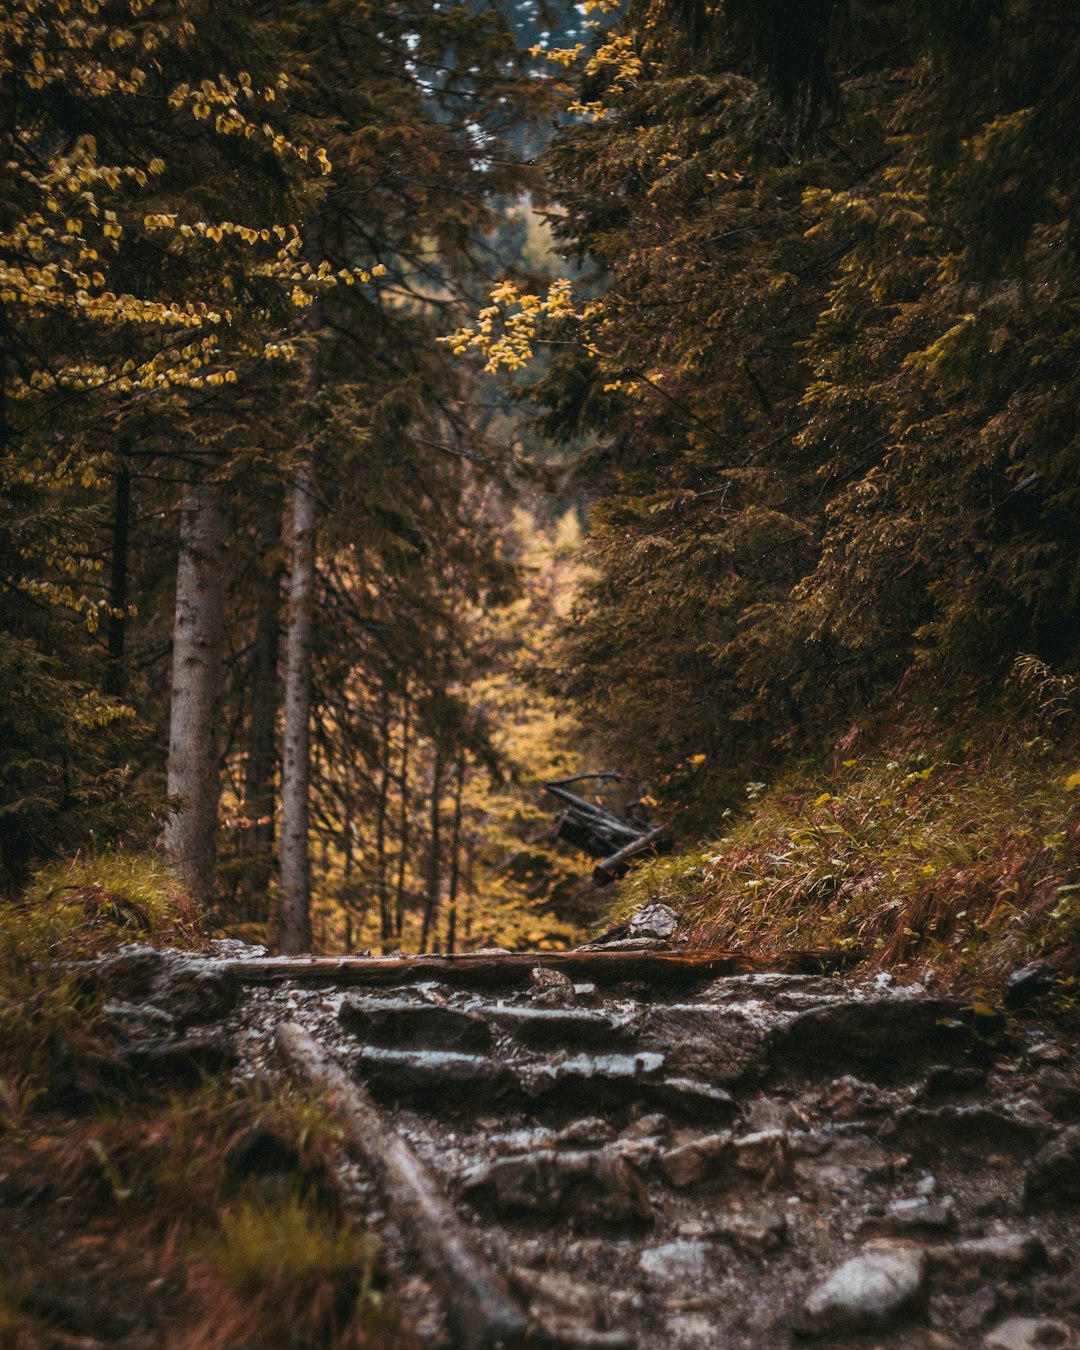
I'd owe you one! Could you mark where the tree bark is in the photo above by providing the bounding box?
[445,750,466,954]
[276,225,322,955]
[237,492,283,921]
[393,686,411,941]
[593,822,671,887]
[105,462,130,698]
[224,946,863,990]
[342,808,354,952]
[276,451,317,953]
[163,463,229,909]
[418,739,444,953]
[375,682,392,947]
[276,1023,530,1350]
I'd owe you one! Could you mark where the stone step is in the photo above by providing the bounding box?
[351,1043,737,1121]
[766,995,989,1081]
[339,997,494,1052]
[483,1004,637,1051]
[354,1046,520,1107]
[638,994,986,1089]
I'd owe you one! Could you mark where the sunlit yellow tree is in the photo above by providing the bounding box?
[0,0,340,885]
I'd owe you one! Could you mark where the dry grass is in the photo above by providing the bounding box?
[0,849,203,1082]
[617,705,1080,996]
[0,852,417,1347]
[0,1078,412,1348]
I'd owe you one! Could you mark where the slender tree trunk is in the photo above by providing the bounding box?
[276,451,317,952]
[105,462,130,698]
[393,686,411,941]
[419,740,444,954]
[342,809,354,953]
[462,832,477,946]
[276,225,322,955]
[163,463,229,909]
[237,493,282,922]
[445,750,466,954]
[375,683,392,948]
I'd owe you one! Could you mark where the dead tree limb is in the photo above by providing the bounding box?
[544,783,645,857]
[276,1022,531,1350]
[593,823,671,887]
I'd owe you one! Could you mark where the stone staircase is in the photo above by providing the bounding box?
[269,966,1080,1349]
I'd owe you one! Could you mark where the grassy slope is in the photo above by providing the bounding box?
[0,852,411,1349]
[614,678,1080,1000]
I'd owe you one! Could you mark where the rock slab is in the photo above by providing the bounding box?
[801,1248,928,1336]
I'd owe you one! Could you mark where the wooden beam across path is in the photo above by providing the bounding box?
[226,946,859,991]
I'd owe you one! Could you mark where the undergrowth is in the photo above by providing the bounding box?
[0,1076,405,1348]
[617,659,1080,996]
[0,849,201,1081]
[0,851,412,1346]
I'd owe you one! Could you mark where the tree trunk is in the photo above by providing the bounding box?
[105,462,130,698]
[276,450,317,953]
[419,739,444,953]
[445,750,466,955]
[276,221,322,955]
[277,1024,530,1350]
[163,463,229,909]
[237,492,282,922]
[462,833,476,946]
[342,808,354,952]
[393,686,411,941]
[375,683,392,947]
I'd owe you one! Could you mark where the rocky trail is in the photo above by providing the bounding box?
[82,937,1080,1350]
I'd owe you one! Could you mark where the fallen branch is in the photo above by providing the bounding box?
[276,1022,531,1350]
[592,823,671,887]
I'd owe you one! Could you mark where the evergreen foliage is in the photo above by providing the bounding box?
[504,0,1080,824]
[2,0,587,943]
[1,0,328,885]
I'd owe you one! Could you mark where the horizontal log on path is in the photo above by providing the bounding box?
[276,1022,532,1350]
[226,946,860,990]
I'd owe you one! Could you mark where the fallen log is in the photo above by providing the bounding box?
[276,1022,532,1350]
[224,946,860,991]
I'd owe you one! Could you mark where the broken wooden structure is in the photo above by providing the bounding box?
[543,774,671,886]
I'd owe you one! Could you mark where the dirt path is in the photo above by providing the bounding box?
[203,947,1080,1349]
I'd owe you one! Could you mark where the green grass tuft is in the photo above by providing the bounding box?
[0,848,201,1081]
[205,1193,378,1292]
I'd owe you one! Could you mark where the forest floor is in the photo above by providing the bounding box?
[3,938,1080,1349]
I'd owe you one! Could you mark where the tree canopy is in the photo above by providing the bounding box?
[449,0,1080,824]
